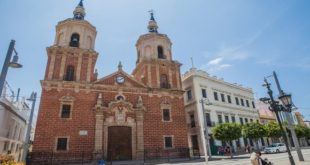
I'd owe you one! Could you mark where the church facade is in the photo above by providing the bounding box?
[32,1,188,162]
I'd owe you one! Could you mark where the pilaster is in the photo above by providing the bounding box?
[94,111,104,158]
[76,53,83,81]
[47,54,56,80]
[59,53,67,80]
[86,54,92,82]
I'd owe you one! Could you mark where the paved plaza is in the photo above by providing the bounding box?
[157,148,310,165]
[104,148,310,165]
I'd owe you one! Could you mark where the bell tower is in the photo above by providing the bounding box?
[44,0,98,82]
[132,12,182,90]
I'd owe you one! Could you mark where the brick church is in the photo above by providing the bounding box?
[33,1,188,161]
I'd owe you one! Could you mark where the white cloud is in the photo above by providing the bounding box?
[219,64,232,69]
[208,57,223,65]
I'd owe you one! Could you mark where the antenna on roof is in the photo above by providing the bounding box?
[191,57,195,69]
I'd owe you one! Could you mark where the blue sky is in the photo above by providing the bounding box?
[1,0,310,120]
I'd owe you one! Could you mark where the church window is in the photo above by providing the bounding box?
[56,137,68,151]
[64,65,75,81]
[116,95,124,101]
[69,33,80,48]
[160,74,170,89]
[164,136,173,149]
[158,46,165,59]
[163,109,171,121]
[61,104,71,118]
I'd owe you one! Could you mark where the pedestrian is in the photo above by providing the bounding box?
[246,144,251,153]
[250,151,262,165]
[218,146,224,156]
[225,146,230,156]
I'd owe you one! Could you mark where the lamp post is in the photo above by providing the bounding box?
[22,92,37,162]
[199,98,212,164]
[273,71,304,161]
[260,78,295,165]
[0,40,22,97]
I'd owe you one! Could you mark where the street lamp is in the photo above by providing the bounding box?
[22,92,37,162]
[272,71,304,161]
[278,93,292,108]
[260,78,295,165]
[199,98,212,164]
[0,40,22,97]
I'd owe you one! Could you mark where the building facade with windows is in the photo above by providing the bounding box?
[182,68,260,155]
[32,1,188,163]
[257,101,276,124]
[0,83,30,161]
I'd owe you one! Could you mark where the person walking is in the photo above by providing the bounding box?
[250,151,262,165]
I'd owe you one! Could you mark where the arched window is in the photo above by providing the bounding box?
[65,65,75,81]
[116,95,124,101]
[160,74,170,88]
[158,46,165,59]
[69,33,80,48]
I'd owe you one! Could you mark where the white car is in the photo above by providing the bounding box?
[264,143,287,154]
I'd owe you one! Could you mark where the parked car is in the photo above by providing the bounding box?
[263,143,287,154]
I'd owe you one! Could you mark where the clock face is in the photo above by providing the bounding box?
[116,76,125,84]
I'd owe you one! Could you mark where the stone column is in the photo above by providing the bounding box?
[135,110,144,160]
[94,111,104,158]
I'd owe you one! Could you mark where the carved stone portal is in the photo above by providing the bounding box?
[93,94,145,160]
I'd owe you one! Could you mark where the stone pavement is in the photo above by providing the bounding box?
[71,148,310,165]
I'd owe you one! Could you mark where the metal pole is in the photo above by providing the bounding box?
[265,79,295,165]
[199,99,211,164]
[22,92,37,162]
[273,71,284,95]
[273,71,304,161]
[0,40,15,97]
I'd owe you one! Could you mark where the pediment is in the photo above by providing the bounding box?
[94,70,146,88]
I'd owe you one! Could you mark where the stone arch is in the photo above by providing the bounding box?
[69,33,80,48]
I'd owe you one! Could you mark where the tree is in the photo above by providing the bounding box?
[242,122,266,150]
[295,125,308,138]
[212,123,242,158]
[265,121,282,139]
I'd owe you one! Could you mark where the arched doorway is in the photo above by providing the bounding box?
[107,126,132,160]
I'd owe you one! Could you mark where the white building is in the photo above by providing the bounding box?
[0,83,30,161]
[182,68,260,155]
